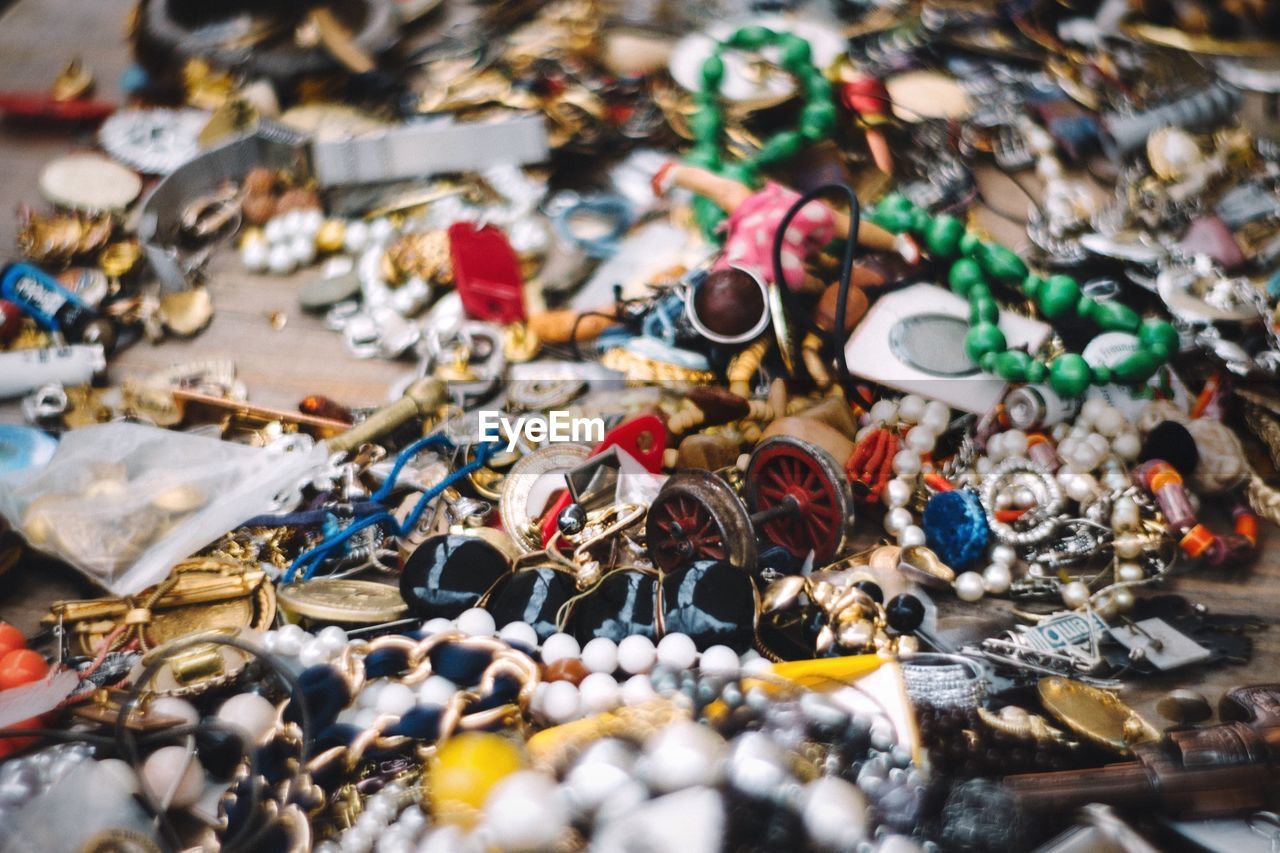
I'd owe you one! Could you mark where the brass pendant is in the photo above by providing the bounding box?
[1038,676,1160,755]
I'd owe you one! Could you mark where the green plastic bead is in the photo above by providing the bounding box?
[1038,275,1082,320]
[1092,365,1112,384]
[965,322,1007,363]
[975,242,1028,284]
[910,209,932,235]
[728,26,772,50]
[799,102,836,139]
[981,352,998,371]
[959,232,981,256]
[925,215,966,258]
[871,206,916,234]
[701,54,726,88]
[993,350,1032,382]
[804,70,830,99]
[686,146,720,169]
[779,35,812,69]
[1090,300,1141,333]
[756,130,804,165]
[877,193,915,215]
[949,258,986,298]
[688,109,722,143]
[1138,319,1179,355]
[968,282,991,303]
[1026,361,1047,383]
[1111,350,1161,384]
[970,296,999,325]
[1048,354,1092,397]
[723,161,760,186]
[1076,295,1096,318]
[1022,275,1044,301]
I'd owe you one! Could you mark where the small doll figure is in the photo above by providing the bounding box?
[653,161,919,294]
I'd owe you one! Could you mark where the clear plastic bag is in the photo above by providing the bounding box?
[0,422,325,595]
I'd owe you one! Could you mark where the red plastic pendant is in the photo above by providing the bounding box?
[447,223,526,324]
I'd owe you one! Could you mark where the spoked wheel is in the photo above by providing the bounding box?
[646,470,757,572]
[746,435,851,563]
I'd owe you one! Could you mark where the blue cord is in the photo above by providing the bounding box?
[553,195,634,259]
[283,436,498,583]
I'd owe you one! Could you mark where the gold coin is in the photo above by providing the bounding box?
[277,579,408,624]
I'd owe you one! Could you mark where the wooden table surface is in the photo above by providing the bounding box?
[0,0,1275,733]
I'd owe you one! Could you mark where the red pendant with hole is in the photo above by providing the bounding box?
[448,222,526,324]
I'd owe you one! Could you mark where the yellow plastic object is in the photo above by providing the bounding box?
[426,732,525,827]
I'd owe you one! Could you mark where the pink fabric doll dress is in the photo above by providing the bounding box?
[713,182,837,292]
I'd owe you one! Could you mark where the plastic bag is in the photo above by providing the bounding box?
[0,422,326,595]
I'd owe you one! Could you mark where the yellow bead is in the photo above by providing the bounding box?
[426,732,525,827]
[315,219,346,254]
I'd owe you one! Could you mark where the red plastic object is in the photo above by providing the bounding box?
[0,649,49,690]
[0,623,24,658]
[447,222,526,324]
[0,93,116,123]
[540,414,668,547]
[0,716,43,759]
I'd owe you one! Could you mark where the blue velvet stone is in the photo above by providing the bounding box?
[471,674,521,712]
[429,643,493,683]
[365,647,410,679]
[922,489,990,571]
[291,664,351,730]
[388,705,442,740]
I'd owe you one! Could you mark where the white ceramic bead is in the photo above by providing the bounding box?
[803,776,868,851]
[369,218,396,244]
[541,681,581,724]
[1117,562,1145,583]
[897,395,926,425]
[267,243,297,275]
[1101,467,1130,491]
[975,455,993,476]
[352,708,379,730]
[1086,432,1111,456]
[922,401,950,434]
[298,639,329,668]
[142,746,205,809]
[421,617,455,636]
[883,478,913,509]
[621,674,658,705]
[298,208,324,237]
[456,608,496,636]
[884,507,913,537]
[1002,430,1029,458]
[897,524,926,548]
[982,563,1012,595]
[375,682,416,717]
[698,645,740,678]
[264,217,289,244]
[985,433,1006,462]
[541,633,581,665]
[955,572,986,602]
[357,680,384,709]
[1036,156,1063,181]
[343,220,370,253]
[290,234,317,266]
[96,758,141,795]
[1114,535,1143,559]
[1094,406,1125,438]
[990,544,1016,567]
[1112,431,1141,461]
[1061,580,1090,609]
[1080,396,1109,426]
[1065,473,1099,503]
[579,672,622,714]
[617,635,657,674]
[280,209,304,239]
[904,425,937,455]
[581,637,619,674]
[498,621,539,648]
[1113,588,1135,612]
[150,696,200,726]
[217,693,278,744]
[892,449,922,478]
[483,771,569,852]
[317,625,348,650]
[241,239,270,272]
[1050,422,1071,442]
[657,633,698,670]
[1111,497,1141,531]
[869,400,898,425]
[642,720,726,792]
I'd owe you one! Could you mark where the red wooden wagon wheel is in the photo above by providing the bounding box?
[645,470,757,572]
[745,435,851,564]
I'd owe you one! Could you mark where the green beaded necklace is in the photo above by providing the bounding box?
[869,193,1179,397]
[688,25,837,239]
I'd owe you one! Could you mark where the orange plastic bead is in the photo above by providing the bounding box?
[0,623,25,658]
[1179,524,1215,559]
[1236,513,1259,547]
[1150,466,1183,492]
[0,649,49,690]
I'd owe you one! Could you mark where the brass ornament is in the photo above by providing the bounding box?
[277,578,409,624]
[1037,677,1161,755]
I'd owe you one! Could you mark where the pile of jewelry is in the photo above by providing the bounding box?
[4,0,1280,851]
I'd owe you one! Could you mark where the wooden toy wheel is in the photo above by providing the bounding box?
[746,435,851,563]
[646,470,757,572]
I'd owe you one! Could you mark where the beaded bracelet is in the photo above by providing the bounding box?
[869,193,1181,397]
[688,25,837,238]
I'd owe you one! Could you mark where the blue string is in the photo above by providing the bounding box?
[283,436,498,583]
